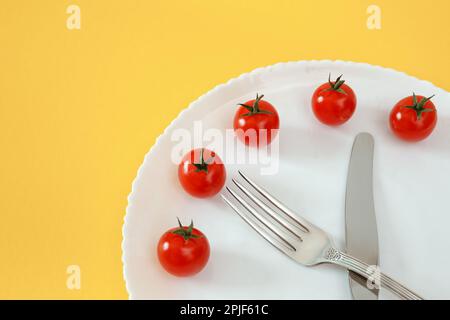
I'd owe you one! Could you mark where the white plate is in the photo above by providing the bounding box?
[123,61,450,299]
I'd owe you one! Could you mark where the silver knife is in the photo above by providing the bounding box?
[345,132,379,300]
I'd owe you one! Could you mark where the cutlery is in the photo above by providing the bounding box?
[345,133,379,300]
[221,170,423,300]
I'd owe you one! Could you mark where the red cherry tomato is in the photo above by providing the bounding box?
[233,94,280,146]
[389,93,437,142]
[311,74,357,126]
[157,219,210,277]
[178,148,226,198]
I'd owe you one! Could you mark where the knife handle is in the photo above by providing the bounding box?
[325,248,423,300]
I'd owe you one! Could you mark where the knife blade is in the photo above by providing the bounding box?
[345,132,379,300]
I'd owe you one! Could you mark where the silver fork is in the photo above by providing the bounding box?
[221,171,423,300]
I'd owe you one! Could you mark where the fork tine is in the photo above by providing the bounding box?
[224,187,296,251]
[232,178,303,241]
[238,170,310,232]
[221,194,294,254]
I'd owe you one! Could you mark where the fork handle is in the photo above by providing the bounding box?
[325,248,423,300]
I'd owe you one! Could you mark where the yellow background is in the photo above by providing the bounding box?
[0,0,449,299]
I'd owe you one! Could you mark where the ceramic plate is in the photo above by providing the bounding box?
[123,61,450,299]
